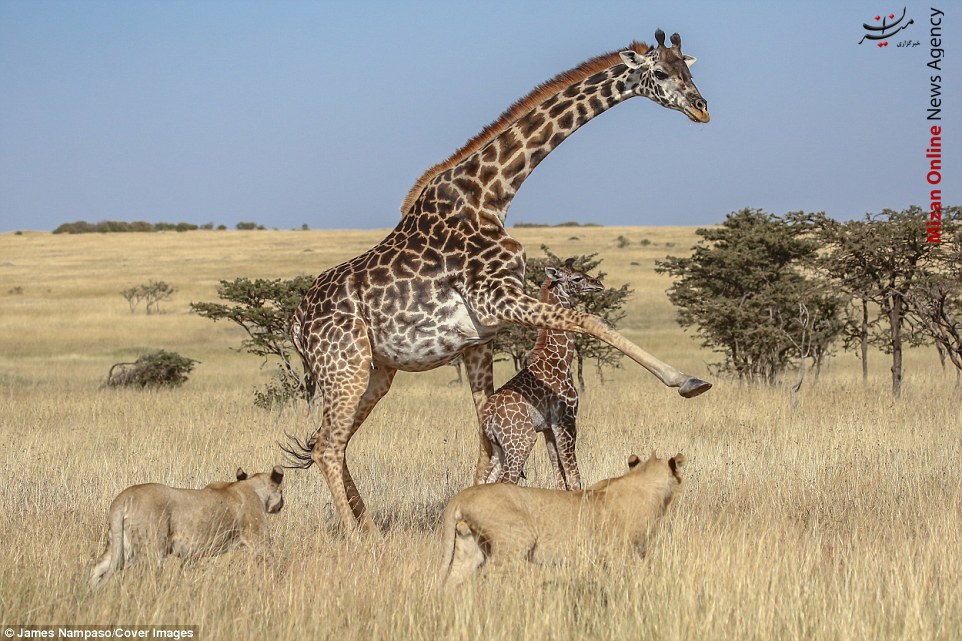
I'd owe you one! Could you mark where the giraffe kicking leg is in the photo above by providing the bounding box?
[462,344,495,484]
[480,289,711,397]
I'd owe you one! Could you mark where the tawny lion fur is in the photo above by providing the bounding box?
[90,466,285,588]
[439,452,684,586]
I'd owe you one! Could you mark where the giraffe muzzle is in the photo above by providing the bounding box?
[684,97,710,123]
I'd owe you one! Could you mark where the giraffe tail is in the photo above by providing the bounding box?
[277,430,317,469]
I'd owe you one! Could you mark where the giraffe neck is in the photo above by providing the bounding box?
[529,281,575,366]
[402,44,654,223]
[474,69,634,221]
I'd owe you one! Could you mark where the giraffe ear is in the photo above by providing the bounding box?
[544,266,562,282]
[683,54,697,68]
[619,50,648,70]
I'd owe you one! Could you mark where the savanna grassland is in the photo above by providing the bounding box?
[0,226,959,641]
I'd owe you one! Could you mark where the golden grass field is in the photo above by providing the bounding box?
[0,226,959,640]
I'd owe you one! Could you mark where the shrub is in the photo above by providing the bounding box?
[104,350,198,389]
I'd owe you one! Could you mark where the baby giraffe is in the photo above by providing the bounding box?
[480,259,603,490]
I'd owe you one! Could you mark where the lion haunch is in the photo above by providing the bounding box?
[439,452,684,586]
[90,466,285,588]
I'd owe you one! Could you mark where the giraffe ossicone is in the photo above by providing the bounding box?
[288,29,711,532]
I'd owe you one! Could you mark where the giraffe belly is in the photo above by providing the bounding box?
[370,301,500,372]
[527,404,549,432]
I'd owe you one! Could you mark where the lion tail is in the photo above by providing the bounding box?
[437,504,463,582]
[108,503,127,573]
[89,502,127,589]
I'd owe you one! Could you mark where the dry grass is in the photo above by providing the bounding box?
[0,227,959,640]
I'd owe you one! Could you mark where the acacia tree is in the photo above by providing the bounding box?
[656,209,842,385]
[121,281,175,314]
[904,206,962,385]
[143,281,175,314]
[813,207,945,396]
[492,246,631,390]
[191,276,315,407]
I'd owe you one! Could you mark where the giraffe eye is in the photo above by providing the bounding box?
[653,70,669,81]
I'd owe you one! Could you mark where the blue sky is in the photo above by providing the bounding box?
[0,0,957,232]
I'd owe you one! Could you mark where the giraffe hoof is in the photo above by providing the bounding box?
[678,377,712,398]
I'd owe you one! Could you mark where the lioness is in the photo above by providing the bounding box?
[439,452,684,586]
[90,466,285,588]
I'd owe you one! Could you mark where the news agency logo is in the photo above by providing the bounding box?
[858,7,914,47]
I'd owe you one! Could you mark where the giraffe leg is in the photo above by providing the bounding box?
[480,288,711,397]
[341,363,397,525]
[314,387,371,532]
[482,440,504,484]
[500,430,537,485]
[462,344,496,484]
[542,429,566,489]
[552,416,582,491]
[480,413,505,484]
[309,325,380,533]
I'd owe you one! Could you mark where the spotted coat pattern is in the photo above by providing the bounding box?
[290,30,712,532]
[481,264,603,490]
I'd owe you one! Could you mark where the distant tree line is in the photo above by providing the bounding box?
[55,220,223,233]
[657,206,961,398]
[513,221,604,228]
[51,220,287,234]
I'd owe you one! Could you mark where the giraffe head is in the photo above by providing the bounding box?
[543,258,604,305]
[619,29,709,123]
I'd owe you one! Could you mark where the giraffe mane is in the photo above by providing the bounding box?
[399,41,652,217]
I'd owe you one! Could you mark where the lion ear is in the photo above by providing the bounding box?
[627,454,641,469]
[669,454,685,474]
[271,466,285,485]
[236,468,248,481]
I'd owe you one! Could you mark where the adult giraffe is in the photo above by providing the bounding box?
[289,30,711,532]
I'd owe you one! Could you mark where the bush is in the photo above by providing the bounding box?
[253,369,305,410]
[104,350,198,389]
